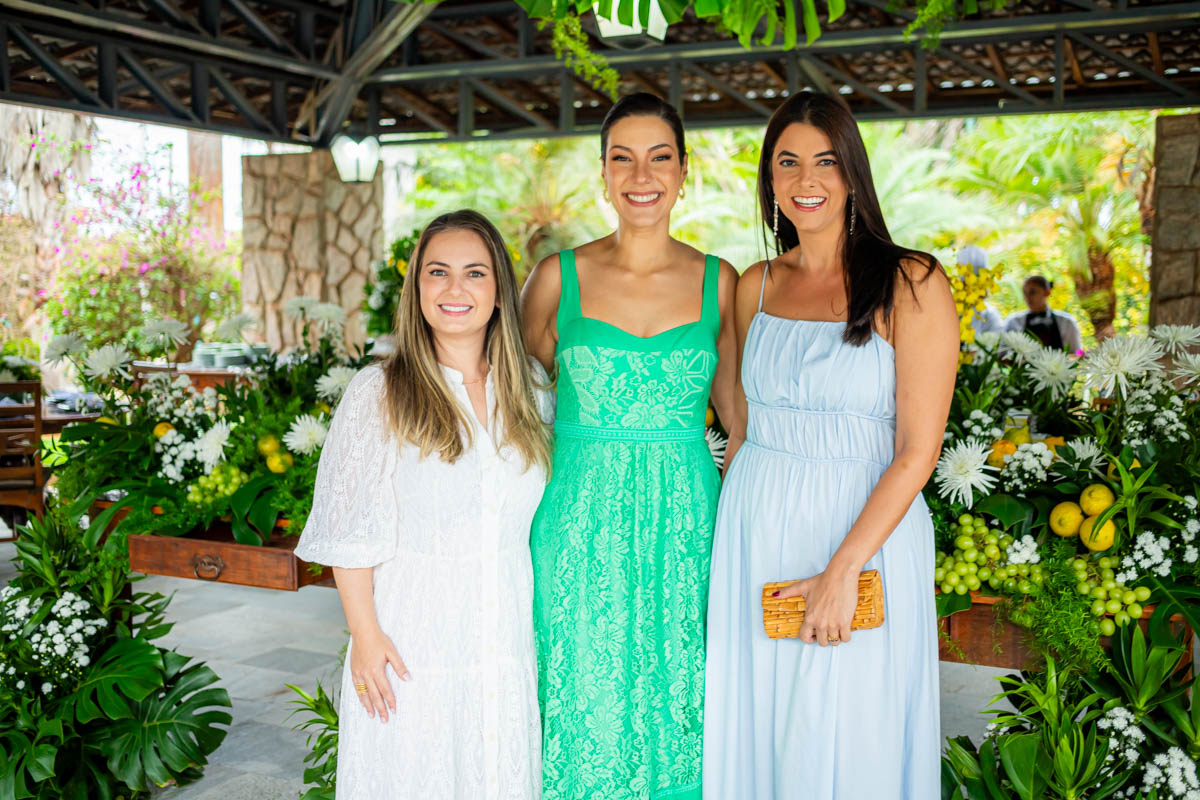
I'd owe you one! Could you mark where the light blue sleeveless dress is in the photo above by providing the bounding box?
[702,263,940,799]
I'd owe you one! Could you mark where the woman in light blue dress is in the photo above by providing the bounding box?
[703,92,959,799]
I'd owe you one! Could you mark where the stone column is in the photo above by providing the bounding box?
[240,151,381,352]
[1150,114,1200,326]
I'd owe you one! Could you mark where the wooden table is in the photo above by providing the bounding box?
[42,408,99,435]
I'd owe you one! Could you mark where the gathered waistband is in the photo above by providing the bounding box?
[554,420,706,443]
[745,401,895,465]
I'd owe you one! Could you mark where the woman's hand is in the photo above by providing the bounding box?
[775,569,859,646]
[350,626,410,722]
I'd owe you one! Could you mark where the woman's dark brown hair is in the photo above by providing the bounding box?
[757,91,936,346]
[599,92,686,158]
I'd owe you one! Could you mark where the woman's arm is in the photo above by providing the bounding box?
[709,259,741,440]
[334,567,409,722]
[779,260,959,646]
[722,262,765,473]
[520,253,562,372]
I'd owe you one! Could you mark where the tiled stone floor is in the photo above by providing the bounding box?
[1,539,1014,799]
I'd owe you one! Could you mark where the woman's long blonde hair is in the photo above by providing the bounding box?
[381,210,551,472]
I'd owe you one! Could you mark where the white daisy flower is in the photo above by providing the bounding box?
[196,421,233,471]
[284,414,328,455]
[934,439,998,508]
[81,344,133,381]
[705,428,728,470]
[1000,331,1042,362]
[316,366,358,402]
[283,297,319,321]
[1025,347,1076,400]
[1175,352,1200,387]
[1150,324,1200,356]
[43,332,87,366]
[309,302,347,332]
[214,312,258,342]
[140,319,190,350]
[1078,335,1164,398]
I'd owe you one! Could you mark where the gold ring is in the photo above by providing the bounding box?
[354,682,368,694]
[828,637,840,643]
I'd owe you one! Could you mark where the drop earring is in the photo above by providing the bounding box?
[848,191,857,237]
[679,185,686,200]
[603,185,609,203]
[773,197,779,238]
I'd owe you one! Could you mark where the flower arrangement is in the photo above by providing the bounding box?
[362,230,418,338]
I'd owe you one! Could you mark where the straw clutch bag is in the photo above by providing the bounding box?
[761,570,885,640]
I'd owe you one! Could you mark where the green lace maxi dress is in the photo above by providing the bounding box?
[531,249,721,800]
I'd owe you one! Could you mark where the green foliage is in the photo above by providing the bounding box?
[288,682,339,800]
[543,15,620,99]
[362,229,419,338]
[41,155,240,354]
[0,502,231,799]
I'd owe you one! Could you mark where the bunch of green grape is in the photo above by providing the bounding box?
[935,514,1045,596]
[185,463,248,506]
[1073,556,1150,636]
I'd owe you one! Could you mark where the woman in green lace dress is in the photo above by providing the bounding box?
[521,93,738,800]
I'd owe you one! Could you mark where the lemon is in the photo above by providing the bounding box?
[153,421,175,439]
[1050,501,1084,538]
[266,453,288,474]
[1106,459,1141,481]
[1080,516,1116,552]
[987,440,1017,469]
[1080,484,1116,516]
[1042,436,1066,453]
[256,435,281,457]
[96,416,118,425]
[1003,426,1033,446]
[281,452,294,467]
[705,406,715,427]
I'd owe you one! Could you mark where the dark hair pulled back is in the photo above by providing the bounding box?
[599,92,686,159]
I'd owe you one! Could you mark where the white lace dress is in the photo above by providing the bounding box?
[294,362,552,799]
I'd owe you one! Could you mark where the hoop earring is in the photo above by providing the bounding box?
[773,197,779,238]
[848,192,857,237]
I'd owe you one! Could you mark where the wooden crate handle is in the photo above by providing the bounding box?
[190,553,226,580]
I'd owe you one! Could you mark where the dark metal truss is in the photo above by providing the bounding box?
[1,0,1198,146]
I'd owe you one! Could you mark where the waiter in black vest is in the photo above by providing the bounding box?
[1004,275,1084,353]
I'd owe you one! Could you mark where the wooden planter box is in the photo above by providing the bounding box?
[94,500,333,591]
[939,593,1193,670]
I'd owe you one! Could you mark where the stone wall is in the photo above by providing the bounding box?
[241,151,381,352]
[1151,114,1200,326]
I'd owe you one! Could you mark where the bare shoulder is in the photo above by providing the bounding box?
[897,254,951,313]
[737,261,767,297]
[522,251,563,300]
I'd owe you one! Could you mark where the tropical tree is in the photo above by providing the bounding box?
[951,113,1151,340]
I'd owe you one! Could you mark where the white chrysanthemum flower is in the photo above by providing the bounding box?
[1078,335,1165,398]
[934,439,998,508]
[1025,347,1076,400]
[1150,324,1200,356]
[214,312,257,342]
[975,331,1001,350]
[705,428,728,470]
[309,302,347,332]
[1175,352,1200,387]
[195,421,233,471]
[81,344,133,381]
[284,414,328,455]
[316,366,358,402]
[1000,331,1042,362]
[1064,437,1105,473]
[283,297,318,321]
[43,332,87,366]
[140,318,190,350]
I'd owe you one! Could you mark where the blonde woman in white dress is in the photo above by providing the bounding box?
[295,209,553,799]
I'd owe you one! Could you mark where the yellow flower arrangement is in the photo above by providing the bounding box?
[948,260,1003,348]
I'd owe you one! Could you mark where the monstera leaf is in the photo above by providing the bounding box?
[97,651,232,791]
[58,637,163,725]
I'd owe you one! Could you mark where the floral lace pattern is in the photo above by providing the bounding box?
[559,346,716,429]
[533,257,720,800]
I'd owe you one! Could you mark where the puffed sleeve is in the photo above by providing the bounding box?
[294,365,399,568]
[529,356,556,425]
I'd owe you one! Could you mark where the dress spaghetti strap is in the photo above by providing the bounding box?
[758,260,771,312]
